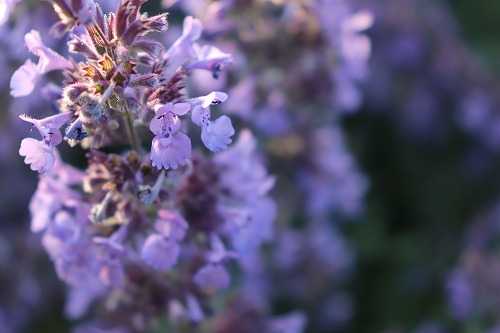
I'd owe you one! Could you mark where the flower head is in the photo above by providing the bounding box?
[191,91,234,152]
[10,30,72,97]
[188,45,232,78]
[150,103,193,170]
[193,264,230,292]
[25,30,73,72]
[20,113,71,146]
[201,115,235,152]
[19,138,55,173]
[141,234,180,270]
[10,60,39,97]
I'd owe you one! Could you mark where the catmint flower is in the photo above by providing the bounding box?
[24,30,73,72]
[191,91,235,152]
[10,60,39,97]
[154,209,189,241]
[186,294,204,322]
[207,235,238,263]
[18,113,71,173]
[141,234,181,270]
[150,134,192,170]
[150,103,191,137]
[187,44,232,79]
[149,103,193,170]
[162,16,203,80]
[19,113,71,146]
[49,0,98,35]
[10,0,278,329]
[141,209,189,270]
[214,130,276,255]
[19,138,56,173]
[193,263,230,292]
[165,16,203,59]
[29,159,84,232]
[10,30,72,97]
[201,115,235,152]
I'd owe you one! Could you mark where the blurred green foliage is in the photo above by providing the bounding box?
[341,2,500,332]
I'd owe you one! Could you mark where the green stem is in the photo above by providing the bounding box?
[123,103,141,152]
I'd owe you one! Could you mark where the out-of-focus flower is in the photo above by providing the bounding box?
[11,30,72,97]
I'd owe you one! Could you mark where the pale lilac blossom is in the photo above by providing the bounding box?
[150,102,193,169]
[141,234,181,270]
[193,263,231,292]
[10,60,39,97]
[18,138,55,173]
[187,44,232,78]
[191,91,234,152]
[10,30,72,97]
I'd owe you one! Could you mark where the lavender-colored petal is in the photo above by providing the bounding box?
[150,132,192,170]
[19,113,71,146]
[198,91,228,108]
[19,138,55,173]
[10,60,40,97]
[25,30,73,73]
[193,263,230,292]
[155,210,189,241]
[141,234,180,270]
[201,115,235,152]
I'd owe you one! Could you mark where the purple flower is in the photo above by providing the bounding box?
[10,60,38,97]
[150,102,193,169]
[141,234,180,270]
[339,10,373,79]
[201,115,235,152]
[150,103,191,137]
[66,287,103,319]
[18,113,71,173]
[19,138,55,173]
[230,198,276,255]
[10,30,72,97]
[300,127,367,217]
[19,112,71,146]
[166,16,203,59]
[215,130,275,201]
[215,130,276,254]
[207,235,238,263]
[447,270,474,320]
[163,16,203,79]
[29,160,84,232]
[194,91,229,110]
[191,91,234,152]
[154,210,189,241]
[25,30,72,72]
[193,263,230,292]
[224,77,256,118]
[151,132,192,170]
[187,44,232,78]
[315,2,373,112]
[186,294,204,322]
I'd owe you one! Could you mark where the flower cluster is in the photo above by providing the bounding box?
[12,3,236,172]
[364,0,500,149]
[447,202,500,329]
[11,0,281,330]
[174,0,371,331]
